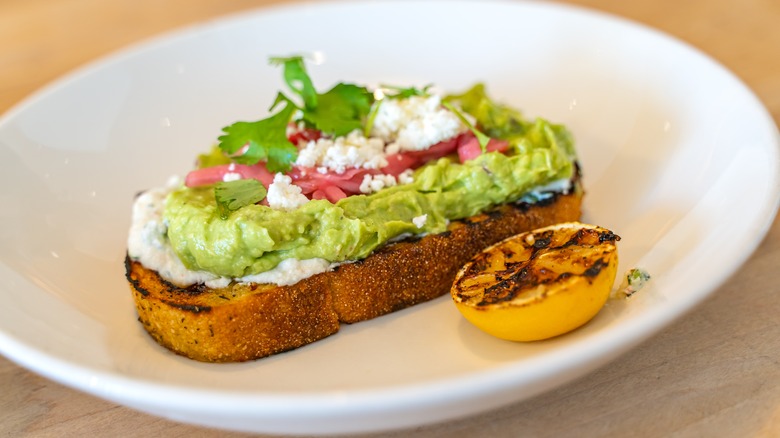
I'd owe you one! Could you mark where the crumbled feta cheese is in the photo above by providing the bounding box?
[371,94,465,152]
[397,169,415,185]
[412,214,427,228]
[359,173,400,194]
[296,130,388,174]
[359,175,372,193]
[222,172,242,182]
[266,173,310,211]
[292,94,463,181]
[359,169,415,194]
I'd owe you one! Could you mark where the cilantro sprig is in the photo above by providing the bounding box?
[217,55,374,173]
[269,56,318,108]
[218,97,297,172]
[212,55,378,217]
[304,82,373,136]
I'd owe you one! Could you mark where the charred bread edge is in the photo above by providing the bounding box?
[127,181,583,362]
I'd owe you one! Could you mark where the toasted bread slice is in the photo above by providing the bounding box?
[127,188,583,362]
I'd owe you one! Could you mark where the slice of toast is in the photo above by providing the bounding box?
[127,188,583,362]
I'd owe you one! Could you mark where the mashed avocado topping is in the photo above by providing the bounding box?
[129,55,579,285]
[165,119,575,278]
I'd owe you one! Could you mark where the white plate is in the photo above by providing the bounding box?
[1,0,778,435]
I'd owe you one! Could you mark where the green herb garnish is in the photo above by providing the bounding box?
[217,55,374,173]
[271,56,373,136]
[442,101,490,152]
[218,97,298,173]
[214,179,268,219]
[269,56,318,108]
[445,83,531,142]
[303,82,373,136]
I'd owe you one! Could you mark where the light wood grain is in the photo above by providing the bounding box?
[1,0,779,436]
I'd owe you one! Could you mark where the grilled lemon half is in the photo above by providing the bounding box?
[451,222,620,341]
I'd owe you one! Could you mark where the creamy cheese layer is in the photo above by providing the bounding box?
[127,179,339,287]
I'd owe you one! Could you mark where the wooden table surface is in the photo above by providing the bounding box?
[1,0,779,436]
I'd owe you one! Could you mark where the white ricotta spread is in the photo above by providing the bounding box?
[127,177,230,288]
[238,258,334,286]
[127,177,335,288]
[518,177,573,203]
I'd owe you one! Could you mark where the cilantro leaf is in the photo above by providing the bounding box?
[214,179,267,219]
[270,56,318,109]
[215,55,378,173]
[217,100,298,173]
[303,83,373,136]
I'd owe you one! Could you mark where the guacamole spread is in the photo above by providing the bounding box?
[165,119,575,278]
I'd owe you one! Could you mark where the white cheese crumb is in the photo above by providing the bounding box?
[295,130,388,174]
[358,170,415,194]
[359,173,400,194]
[222,172,242,182]
[127,177,228,287]
[266,173,310,211]
[398,169,415,185]
[371,94,465,152]
[412,214,428,229]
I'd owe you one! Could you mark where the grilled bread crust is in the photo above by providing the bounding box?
[127,188,583,362]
